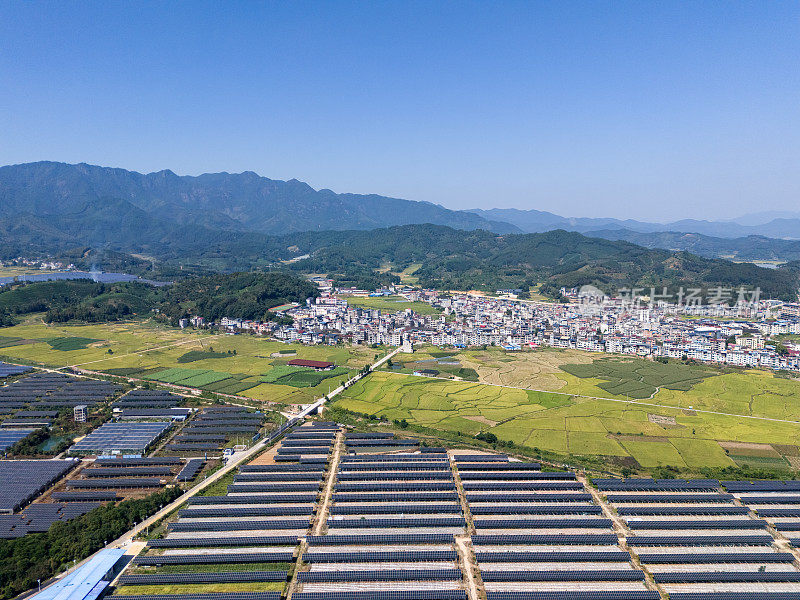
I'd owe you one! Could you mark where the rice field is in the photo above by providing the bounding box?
[334,368,800,471]
[0,317,372,405]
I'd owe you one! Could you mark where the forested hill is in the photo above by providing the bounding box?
[0,272,318,326]
[275,225,800,301]
[0,161,517,238]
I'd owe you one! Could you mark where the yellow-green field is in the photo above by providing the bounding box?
[0,317,375,405]
[0,267,62,277]
[342,295,442,315]
[339,348,800,471]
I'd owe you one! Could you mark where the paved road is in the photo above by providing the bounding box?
[33,346,400,594]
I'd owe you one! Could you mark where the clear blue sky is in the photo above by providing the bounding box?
[1,1,798,221]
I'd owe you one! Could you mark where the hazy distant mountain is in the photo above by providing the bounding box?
[469,207,800,239]
[587,229,800,263]
[0,161,519,239]
[728,211,800,226]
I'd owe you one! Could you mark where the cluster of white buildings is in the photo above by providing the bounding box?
[275,290,800,372]
[182,283,800,373]
[0,258,73,270]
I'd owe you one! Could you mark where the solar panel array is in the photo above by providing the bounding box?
[600,478,799,597]
[114,430,800,600]
[123,422,341,600]
[0,459,76,512]
[0,372,121,409]
[56,454,187,494]
[168,405,265,454]
[0,428,38,451]
[111,390,184,409]
[722,479,800,553]
[0,501,99,538]
[69,421,172,454]
[176,458,205,481]
[342,432,422,456]
[0,362,32,378]
[301,450,465,596]
[0,372,121,442]
[464,456,648,597]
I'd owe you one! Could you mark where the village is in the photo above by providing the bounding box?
[186,281,800,373]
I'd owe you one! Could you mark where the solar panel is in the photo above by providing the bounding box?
[481,571,645,582]
[235,472,325,481]
[605,493,733,503]
[724,481,800,492]
[337,471,452,481]
[655,572,800,583]
[0,459,76,512]
[737,495,800,504]
[68,478,164,488]
[637,552,794,563]
[472,534,619,545]
[462,482,582,490]
[474,551,630,562]
[69,421,171,453]
[625,520,767,530]
[617,506,749,515]
[474,518,612,529]
[188,494,318,505]
[626,535,774,546]
[470,505,602,515]
[134,552,294,565]
[303,550,458,563]
[465,493,593,502]
[329,504,463,515]
[332,492,460,502]
[0,428,38,450]
[227,483,320,493]
[169,519,310,532]
[453,454,507,461]
[335,482,455,491]
[457,462,543,471]
[485,593,658,600]
[119,572,287,585]
[147,536,299,548]
[756,508,800,517]
[51,491,120,502]
[292,593,465,600]
[179,506,314,518]
[95,458,182,465]
[307,533,455,545]
[326,517,465,528]
[298,569,462,582]
[176,459,205,481]
[84,467,174,477]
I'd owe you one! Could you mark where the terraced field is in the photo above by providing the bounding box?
[335,368,800,470]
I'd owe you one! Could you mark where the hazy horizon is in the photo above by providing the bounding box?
[2,2,799,221]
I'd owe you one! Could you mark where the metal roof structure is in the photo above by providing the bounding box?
[30,548,126,600]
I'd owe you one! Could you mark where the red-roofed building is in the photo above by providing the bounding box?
[287,358,335,371]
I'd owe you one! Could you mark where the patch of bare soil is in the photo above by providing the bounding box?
[648,414,677,426]
[719,441,781,457]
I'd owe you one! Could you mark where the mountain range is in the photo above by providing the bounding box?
[0,161,518,242]
[0,161,798,301]
[468,208,800,240]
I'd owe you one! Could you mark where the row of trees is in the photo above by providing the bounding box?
[0,487,182,599]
